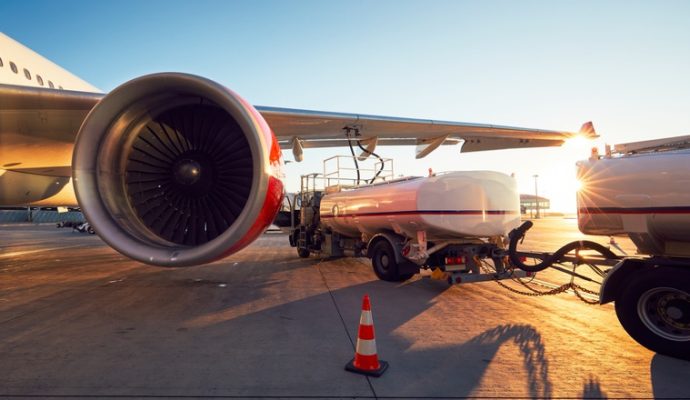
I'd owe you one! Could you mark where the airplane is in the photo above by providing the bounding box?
[0,32,595,267]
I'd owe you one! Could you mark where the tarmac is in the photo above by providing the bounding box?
[1,218,689,399]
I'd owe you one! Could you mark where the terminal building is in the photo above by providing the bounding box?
[520,194,550,217]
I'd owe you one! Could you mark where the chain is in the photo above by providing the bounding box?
[566,259,600,304]
[480,259,600,305]
[493,278,571,297]
[570,285,600,304]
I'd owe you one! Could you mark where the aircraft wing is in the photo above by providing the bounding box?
[259,106,595,160]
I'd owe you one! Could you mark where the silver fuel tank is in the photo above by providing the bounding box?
[319,171,521,241]
[577,149,690,256]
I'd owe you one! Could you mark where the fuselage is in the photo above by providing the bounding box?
[0,32,101,92]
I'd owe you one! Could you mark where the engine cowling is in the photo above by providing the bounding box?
[72,73,284,267]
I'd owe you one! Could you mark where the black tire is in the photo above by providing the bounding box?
[297,247,310,258]
[614,267,690,360]
[371,240,403,282]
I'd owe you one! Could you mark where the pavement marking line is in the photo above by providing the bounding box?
[0,245,85,259]
[315,259,379,399]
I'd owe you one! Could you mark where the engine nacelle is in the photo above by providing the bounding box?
[72,73,284,266]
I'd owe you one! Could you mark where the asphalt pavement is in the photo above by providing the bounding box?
[1,219,689,399]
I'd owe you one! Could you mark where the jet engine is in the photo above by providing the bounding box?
[72,73,284,266]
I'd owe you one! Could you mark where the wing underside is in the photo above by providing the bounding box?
[257,106,591,160]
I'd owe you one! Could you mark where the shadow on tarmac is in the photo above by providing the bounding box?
[580,375,608,399]
[387,323,553,398]
[468,324,552,398]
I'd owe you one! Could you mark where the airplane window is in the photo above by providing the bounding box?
[10,61,18,73]
[37,75,44,86]
[24,68,31,80]
[48,81,54,88]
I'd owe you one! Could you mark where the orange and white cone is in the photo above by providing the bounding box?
[345,294,389,377]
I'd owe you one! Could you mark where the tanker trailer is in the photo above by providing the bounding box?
[507,137,690,360]
[579,144,690,360]
[290,171,531,284]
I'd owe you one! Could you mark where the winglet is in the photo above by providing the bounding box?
[579,121,597,138]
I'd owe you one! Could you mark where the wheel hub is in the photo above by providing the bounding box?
[638,287,690,342]
[381,254,390,269]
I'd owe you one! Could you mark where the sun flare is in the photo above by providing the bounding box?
[563,135,598,156]
[523,135,599,213]
[573,178,583,192]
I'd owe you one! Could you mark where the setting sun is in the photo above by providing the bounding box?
[564,135,600,155]
[516,135,601,213]
[573,178,583,192]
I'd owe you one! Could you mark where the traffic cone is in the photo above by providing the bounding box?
[345,295,389,377]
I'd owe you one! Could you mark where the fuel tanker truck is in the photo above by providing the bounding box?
[289,163,531,285]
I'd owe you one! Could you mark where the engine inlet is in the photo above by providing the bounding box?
[125,103,253,246]
[72,73,279,266]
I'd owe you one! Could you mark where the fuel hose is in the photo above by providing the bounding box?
[508,221,619,272]
[356,140,385,184]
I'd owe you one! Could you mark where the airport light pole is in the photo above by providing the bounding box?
[533,174,540,219]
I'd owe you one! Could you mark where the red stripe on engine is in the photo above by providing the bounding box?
[223,175,284,256]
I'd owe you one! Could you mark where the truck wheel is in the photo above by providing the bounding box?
[614,267,690,360]
[297,248,310,258]
[371,240,403,281]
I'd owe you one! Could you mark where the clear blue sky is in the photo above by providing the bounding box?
[2,0,690,210]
